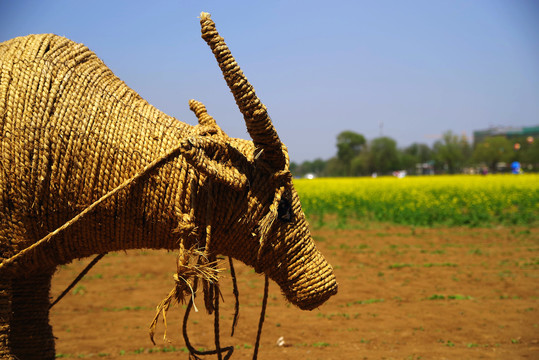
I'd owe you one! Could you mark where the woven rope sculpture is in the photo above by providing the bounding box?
[0,12,338,359]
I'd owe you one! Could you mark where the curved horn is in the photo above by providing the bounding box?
[199,12,286,169]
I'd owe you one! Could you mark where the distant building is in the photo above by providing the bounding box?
[473,125,539,147]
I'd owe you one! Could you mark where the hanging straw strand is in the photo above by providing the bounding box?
[213,285,223,360]
[253,275,269,360]
[182,278,234,360]
[229,257,240,337]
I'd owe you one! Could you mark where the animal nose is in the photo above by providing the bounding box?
[267,235,338,310]
[283,252,338,310]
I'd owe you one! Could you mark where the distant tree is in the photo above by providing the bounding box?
[323,157,347,177]
[404,143,433,164]
[400,143,433,173]
[505,136,539,171]
[337,131,366,161]
[433,131,469,173]
[336,131,366,175]
[460,133,473,163]
[312,158,326,175]
[472,136,513,172]
[289,161,299,177]
[350,151,370,176]
[520,138,539,170]
[303,158,326,176]
[368,136,400,175]
[398,151,417,173]
[290,158,328,178]
[301,160,313,176]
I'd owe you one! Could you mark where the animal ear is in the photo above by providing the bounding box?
[182,99,248,190]
[180,136,249,191]
[189,99,220,129]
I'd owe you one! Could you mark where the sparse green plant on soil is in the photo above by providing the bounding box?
[427,294,473,300]
[84,273,103,280]
[469,248,485,255]
[49,225,537,359]
[341,298,385,307]
[388,263,413,269]
[423,262,458,267]
[312,342,331,347]
[72,285,86,296]
[421,249,445,254]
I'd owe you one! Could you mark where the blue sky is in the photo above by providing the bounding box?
[2,0,538,162]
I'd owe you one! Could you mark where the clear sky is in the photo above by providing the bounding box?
[2,0,538,162]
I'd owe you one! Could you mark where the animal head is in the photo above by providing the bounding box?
[178,13,338,310]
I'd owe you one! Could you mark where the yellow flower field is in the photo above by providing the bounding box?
[294,174,539,226]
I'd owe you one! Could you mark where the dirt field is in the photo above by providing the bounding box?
[50,225,539,359]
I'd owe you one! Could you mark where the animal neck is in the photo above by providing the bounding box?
[36,99,203,264]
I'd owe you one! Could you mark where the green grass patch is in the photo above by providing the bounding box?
[422,262,458,267]
[340,298,385,307]
[388,263,413,269]
[312,342,331,347]
[72,285,86,295]
[427,294,473,300]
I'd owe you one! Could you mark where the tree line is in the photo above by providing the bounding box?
[290,130,539,178]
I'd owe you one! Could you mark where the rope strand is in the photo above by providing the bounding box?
[229,257,240,337]
[49,253,106,308]
[253,275,269,360]
[182,278,234,360]
[213,284,223,360]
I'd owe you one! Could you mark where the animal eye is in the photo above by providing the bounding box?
[277,197,293,222]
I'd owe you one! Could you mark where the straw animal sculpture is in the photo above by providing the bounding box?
[0,12,338,360]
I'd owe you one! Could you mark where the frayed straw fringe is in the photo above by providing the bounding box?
[149,245,223,344]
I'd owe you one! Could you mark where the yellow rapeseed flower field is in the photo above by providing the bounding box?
[294,174,539,226]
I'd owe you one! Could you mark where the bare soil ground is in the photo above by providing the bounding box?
[50,225,539,359]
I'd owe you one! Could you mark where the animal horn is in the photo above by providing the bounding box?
[199,12,286,169]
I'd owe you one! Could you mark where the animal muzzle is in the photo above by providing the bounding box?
[265,234,338,311]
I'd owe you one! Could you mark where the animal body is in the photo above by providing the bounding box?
[0,13,337,359]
